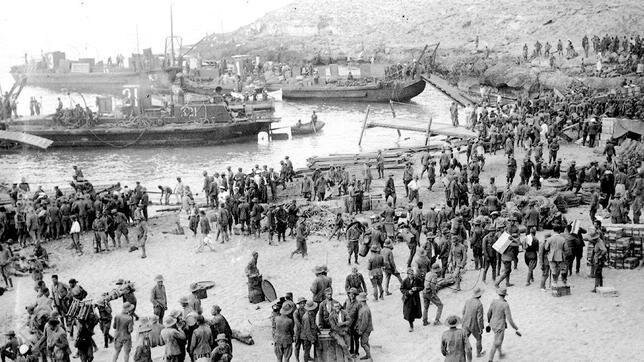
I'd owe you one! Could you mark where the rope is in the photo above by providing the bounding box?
[441,268,484,292]
[389,100,427,107]
[87,127,148,149]
[401,266,484,293]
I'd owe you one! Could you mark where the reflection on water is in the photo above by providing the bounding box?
[1,86,467,192]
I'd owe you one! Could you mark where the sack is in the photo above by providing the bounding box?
[76,286,88,300]
[359,240,370,257]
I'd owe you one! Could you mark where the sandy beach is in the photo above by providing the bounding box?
[2,142,644,362]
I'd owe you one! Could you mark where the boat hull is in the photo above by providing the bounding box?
[291,121,326,135]
[10,71,163,95]
[11,121,271,149]
[277,79,425,102]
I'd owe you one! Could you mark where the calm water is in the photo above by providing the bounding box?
[1,85,465,192]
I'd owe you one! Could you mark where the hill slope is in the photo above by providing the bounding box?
[196,0,644,62]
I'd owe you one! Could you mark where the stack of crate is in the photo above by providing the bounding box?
[609,237,631,269]
[604,225,644,269]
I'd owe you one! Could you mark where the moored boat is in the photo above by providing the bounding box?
[2,102,274,150]
[291,121,325,135]
[11,50,168,95]
[271,78,425,103]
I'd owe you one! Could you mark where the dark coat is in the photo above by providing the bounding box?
[400,276,423,322]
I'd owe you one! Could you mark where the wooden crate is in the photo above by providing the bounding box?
[315,330,348,362]
[552,286,571,297]
[597,286,619,297]
[624,257,640,269]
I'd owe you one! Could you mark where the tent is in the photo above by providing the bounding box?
[609,118,644,140]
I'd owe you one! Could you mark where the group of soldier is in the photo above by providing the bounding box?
[4,269,235,361]
[523,33,644,61]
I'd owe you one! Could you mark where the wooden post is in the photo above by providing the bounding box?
[425,116,433,146]
[358,106,371,146]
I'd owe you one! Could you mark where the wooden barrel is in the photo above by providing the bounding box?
[362,197,371,211]
[315,330,348,362]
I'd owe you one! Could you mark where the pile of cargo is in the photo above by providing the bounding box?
[559,191,581,208]
[591,224,644,269]
[579,182,600,205]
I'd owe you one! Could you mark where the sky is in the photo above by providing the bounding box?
[0,0,293,65]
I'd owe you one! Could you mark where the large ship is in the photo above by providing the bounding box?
[9,50,168,95]
[1,101,274,150]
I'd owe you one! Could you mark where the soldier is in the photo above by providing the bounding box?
[588,231,607,293]
[113,302,135,362]
[293,297,307,362]
[425,204,439,234]
[400,268,423,332]
[436,233,451,278]
[422,264,443,326]
[345,266,368,295]
[328,301,351,358]
[376,150,385,179]
[355,293,373,360]
[300,301,319,362]
[441,315,472,361]
[462,287,486,358]
[487,287,519,362]
[544,226,569,287]
[567,161,577,192]
[482,224,498,283]
[495,216,520,288]
[450,236,467,291]
[310,265,332,312]
[384,174,396,206]
[291,215,310,258]
[367,244,385,301]
[524,227,539,286]
[427,159,437,191]
[96,293,114,348]
[316,288,337,329]
[150,274,167,322]
[273,302,295,361]
[548,138,559,163]
[506,155,517,186]
[519,157,533,185]
[346,220,363,265]
[470,219,484,270]
[382,239,403,295]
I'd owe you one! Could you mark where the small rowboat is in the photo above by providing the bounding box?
[291,121,325,135]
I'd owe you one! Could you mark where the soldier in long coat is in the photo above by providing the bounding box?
[400,268,423,332]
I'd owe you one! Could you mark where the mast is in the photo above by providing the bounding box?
[170,4,175,66]
[136,25,140,54]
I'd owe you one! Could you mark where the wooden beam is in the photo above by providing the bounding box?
[358,106,371,146]
[420,74,474,107]
[425,116,433,146]
[366,120,477,138]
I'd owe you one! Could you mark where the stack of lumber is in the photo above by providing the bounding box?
[306,151,407,170]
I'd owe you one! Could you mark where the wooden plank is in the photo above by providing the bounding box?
[0,130,53,149]
[421,74,475,107]
[358,106,371,146]
[366,120,477,138]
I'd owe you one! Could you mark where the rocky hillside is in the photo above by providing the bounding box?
[195,0,644,62]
